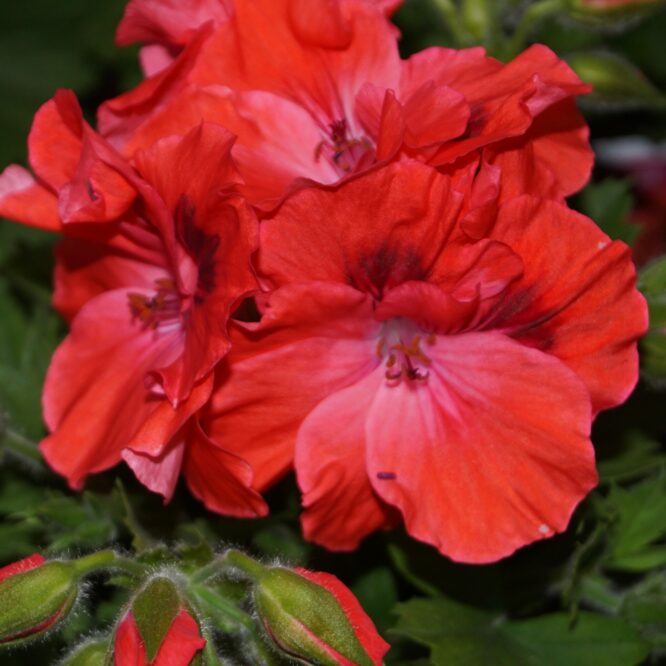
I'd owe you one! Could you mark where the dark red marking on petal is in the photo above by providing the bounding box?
[377,472,396,480]
[347,243,427,301]
[174,195,220,302]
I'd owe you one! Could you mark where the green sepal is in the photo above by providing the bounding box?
[131,576,181,662]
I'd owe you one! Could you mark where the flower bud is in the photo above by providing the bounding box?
[253,566,389,666]
[564,0,664,26]
[113,576,205,666]
[0,554,78,645]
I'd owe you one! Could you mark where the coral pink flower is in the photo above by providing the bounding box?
[204,162,646,563]
[114,608,206,666]
[0,91,264,517]
[101,0,592,207]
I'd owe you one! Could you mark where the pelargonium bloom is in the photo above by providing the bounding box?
[205,161,647,563]
[0,91,264,517]
[101,0,592,207]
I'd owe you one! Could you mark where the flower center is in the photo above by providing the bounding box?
[377,327,436,386]
[315,118,373,176]
[128,278,182,332]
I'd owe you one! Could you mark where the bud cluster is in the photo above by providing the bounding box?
[0,547,389,666]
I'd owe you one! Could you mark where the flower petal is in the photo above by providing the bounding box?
[205,282,380,491]
[487,196,647,413]
[367,331,597,563]
[0,165,60,231]
[297,370,396,551]
[259,161,464,292]
[40,290,184,489]
[184,421,268,518]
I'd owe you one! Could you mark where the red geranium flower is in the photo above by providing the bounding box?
[203,162,647,563]
[100,0,592,207]
[114,608,206,666]
[0,91,264,517]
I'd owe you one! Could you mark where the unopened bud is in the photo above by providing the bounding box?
[0,554,78,645]
[253,566,389,666]
[113,576,205,666]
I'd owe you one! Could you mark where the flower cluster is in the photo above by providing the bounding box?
[0,0,647,563]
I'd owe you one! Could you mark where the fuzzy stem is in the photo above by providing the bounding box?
[223,550,268,581]
[72,550,146,579]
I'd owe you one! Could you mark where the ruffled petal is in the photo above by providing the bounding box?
[205,282,380,491]
[367,331,597,563]
[53,222,168,321]
[487,196,647,413]
[297,370,395,551]
[117,0,232,47]
[191,0,400,125]
[40,290,184,489]
[119,85,336,203]
[0,165,60,230]
[184,421,268,517]
[134,124,259,403]
[259,161,464,292]
[99,25,213,150]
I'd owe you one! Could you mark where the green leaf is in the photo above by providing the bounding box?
[392,597,650,666]
[604,472,666,570]
[638,257,666,381]
[577,178,637,244]
[597,431,666,483]
[621,573,666,652]
[132,577,181,663]
[352,568,399,634]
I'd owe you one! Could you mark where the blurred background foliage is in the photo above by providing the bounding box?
[0,1,665,664]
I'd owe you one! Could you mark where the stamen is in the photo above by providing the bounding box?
[314,118,373,175]
[128,278,181,331]
[379,332,433,386]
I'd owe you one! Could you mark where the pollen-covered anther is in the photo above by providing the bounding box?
[128,278,181,331]
[314,118,372,175]
[383,335,432,385]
